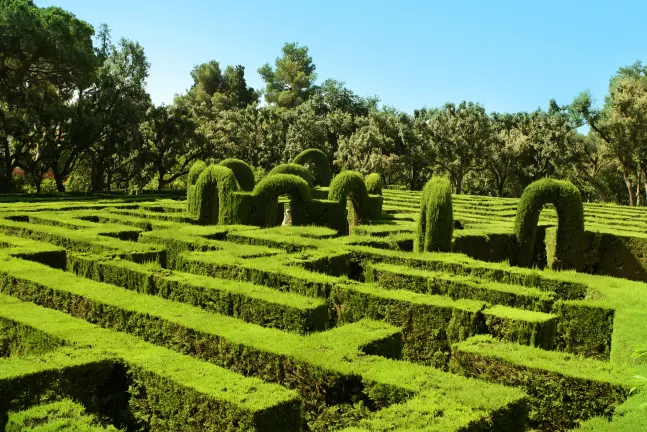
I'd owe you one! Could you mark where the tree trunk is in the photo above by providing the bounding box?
[157,167,166,191]
[623,166,636,206]
[1,136,11,193]
[496,175,507,197]
[53,168,66,192]
[453,171,463,195]
[637,171,642,206]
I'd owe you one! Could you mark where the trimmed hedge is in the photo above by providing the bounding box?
[514,178,584,270]
[365,173,384,196]
[218,158,255,191]
[267,164,315,188]
[450,335,628,431]
[190,165,238,225]
[415,177,453,253]
[7,399,120,432]
[292,148,332,187]
[328,171,382,225]
[187,160,207,187]
[252,174,312,227]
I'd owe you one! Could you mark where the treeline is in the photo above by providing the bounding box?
[2,0,646,205]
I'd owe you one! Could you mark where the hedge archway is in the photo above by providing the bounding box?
[514,178,584,269]
[252,174,312,226]
[292,148,331,187]
[191,165,238,225]
[415,177,453,253]
[365,173,384,195]
[187,160,208,215]
[268,164,314,188]
[328,171,370,226]
[218,158,255,191]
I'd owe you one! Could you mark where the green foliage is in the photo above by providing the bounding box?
[252,173,312,226]
[258,42,317,109]
[190,165,238,225]
[364,173,384,195]
[514,178,584,269]
[328,171,370,223]
[415,177,453,253]
[7,399,121,432]
[218,158,255,191]
[292,148,332,186]
[267,164,315,188]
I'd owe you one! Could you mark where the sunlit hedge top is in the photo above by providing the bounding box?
[292,148,331,187]
[218,158,255,191]
[415,177,453,253]
[268,164,314,188]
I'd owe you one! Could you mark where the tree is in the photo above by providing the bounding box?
[0,0,96,192]
[571,62,647,205]
[421,102,492,194]
[140,104,204,190]
[258,42,317,109]
[283,100,329,161]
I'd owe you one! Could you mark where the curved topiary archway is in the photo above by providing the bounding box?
[218,158,255,191]
[187,160,208,215]
[268,164,314,188]
[191,165,238,225]
[514,178,584,269]
[252,174,312,226]
[328,171,370,225]
[292,148,331,187]
[365,173,384,195]
[415,177,453,253]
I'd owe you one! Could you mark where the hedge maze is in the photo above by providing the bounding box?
[1,167,647,431]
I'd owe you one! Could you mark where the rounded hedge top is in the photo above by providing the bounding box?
[253,173,312,203]
[514,178,584,268]
[365,173,384,195]
[187,160,207,187]
[328,171,369,216]
[415,177,453,253]
[193,165,238,225]
[218,158,255,191]
[292,148,332,187]
[268,164,315,188]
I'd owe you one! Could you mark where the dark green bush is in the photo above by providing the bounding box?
[268,164,314,188]
[191,165,238,225]
[365,173,384,195]
[218,158,255,191]
[415,177,453,253]
[252,174,312,227]
[292,148,332,187]
[514,179,584,270]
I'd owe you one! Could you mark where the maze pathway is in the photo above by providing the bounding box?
[0,197,645,431]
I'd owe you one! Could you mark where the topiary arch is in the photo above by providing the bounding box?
[191,165,238,225]
[218,158,255,191]
[415,177,453,253]
[268,164,314,188]
[252,174,312,227]
[514,178,584,269]
[292,148,332,187]
[328,171,370,225]
[365,173,384,195]
[187,160,208,215]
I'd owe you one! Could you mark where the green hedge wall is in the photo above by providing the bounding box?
[514,179,584,270]
[218,158,255,191]
[415,177,453,253]
[292,148,332,187]
[252,174,312,227]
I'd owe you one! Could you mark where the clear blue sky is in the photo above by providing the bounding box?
[37,0,647,114]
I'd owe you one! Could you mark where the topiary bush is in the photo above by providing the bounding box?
[218,158,255,191]
[268,164,315,188]
[365,173,384,196]
[328,171,370,225]
[252,174,312,227]
[292,148,332,187]
[514,178,584,270]
[415,177,453,253]
[191,165,238,225]
[187,160,208,215]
